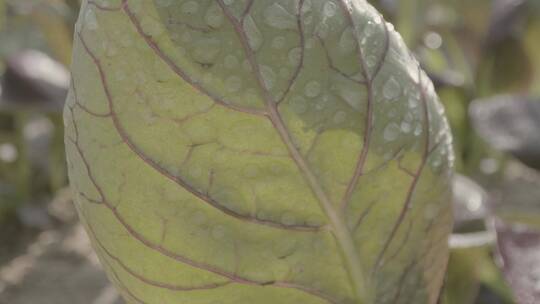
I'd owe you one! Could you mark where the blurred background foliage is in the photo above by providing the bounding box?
[0,0,539,303]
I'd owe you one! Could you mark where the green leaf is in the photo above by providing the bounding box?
[65,1,454,303]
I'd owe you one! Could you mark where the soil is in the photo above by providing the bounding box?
[0,191,123,304]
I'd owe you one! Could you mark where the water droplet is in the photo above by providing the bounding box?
[223,0,234,5]
[260,65,276,89]
[323,2,337,17]
[400,121,412,133]
[264,3,297,30]
[301,0,313,13]
[225,76,242,93]
[365,55,377,68]
[84,8,98,31]
[408,95,419,109]
[404,112,414,122]
[305,81,322,98]
[383,77,401,101]
[383,123,400,141]
[142,17,164,36]
[243,15,263,51]
[281,212,296,226]
[315,95,329,110]
[386,21,395,32]
[288,47,302,66]
[191,38,221,64]
[334,81,363,110]
[205,5,224,28]
[363,21,376,38]
[431,154,442,168]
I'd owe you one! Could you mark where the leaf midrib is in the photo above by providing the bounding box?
[216,1,371,302]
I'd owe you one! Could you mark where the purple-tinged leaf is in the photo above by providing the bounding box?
[495,220,540,304]
[470,95,540,171]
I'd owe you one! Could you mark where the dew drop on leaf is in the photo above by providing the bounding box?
[264,3,297,30]
[205,5,224,28]
[383,123,401,142]
[363,21,376,40]
[383,76,402,101]
[323,2,337,17]
[84,9,98,31]
[191,38,221,64]
[365,55,377,68]
[243,16,263,51]
[260,65,276,90]
[408,95,419,109]
[305,81,322,98]
[281,212,296,226]
[142,17,164,37]
[400,121,412,133]
[288,47,302,66]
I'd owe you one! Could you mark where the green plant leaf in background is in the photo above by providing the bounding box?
[65,0,454,303]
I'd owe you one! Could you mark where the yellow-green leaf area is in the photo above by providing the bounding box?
[65,0,455,303]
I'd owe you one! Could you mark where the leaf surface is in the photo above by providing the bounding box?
[495,220,540,304]
[65,1,454,303]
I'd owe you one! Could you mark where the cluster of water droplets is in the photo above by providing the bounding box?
[379,77,426,146]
